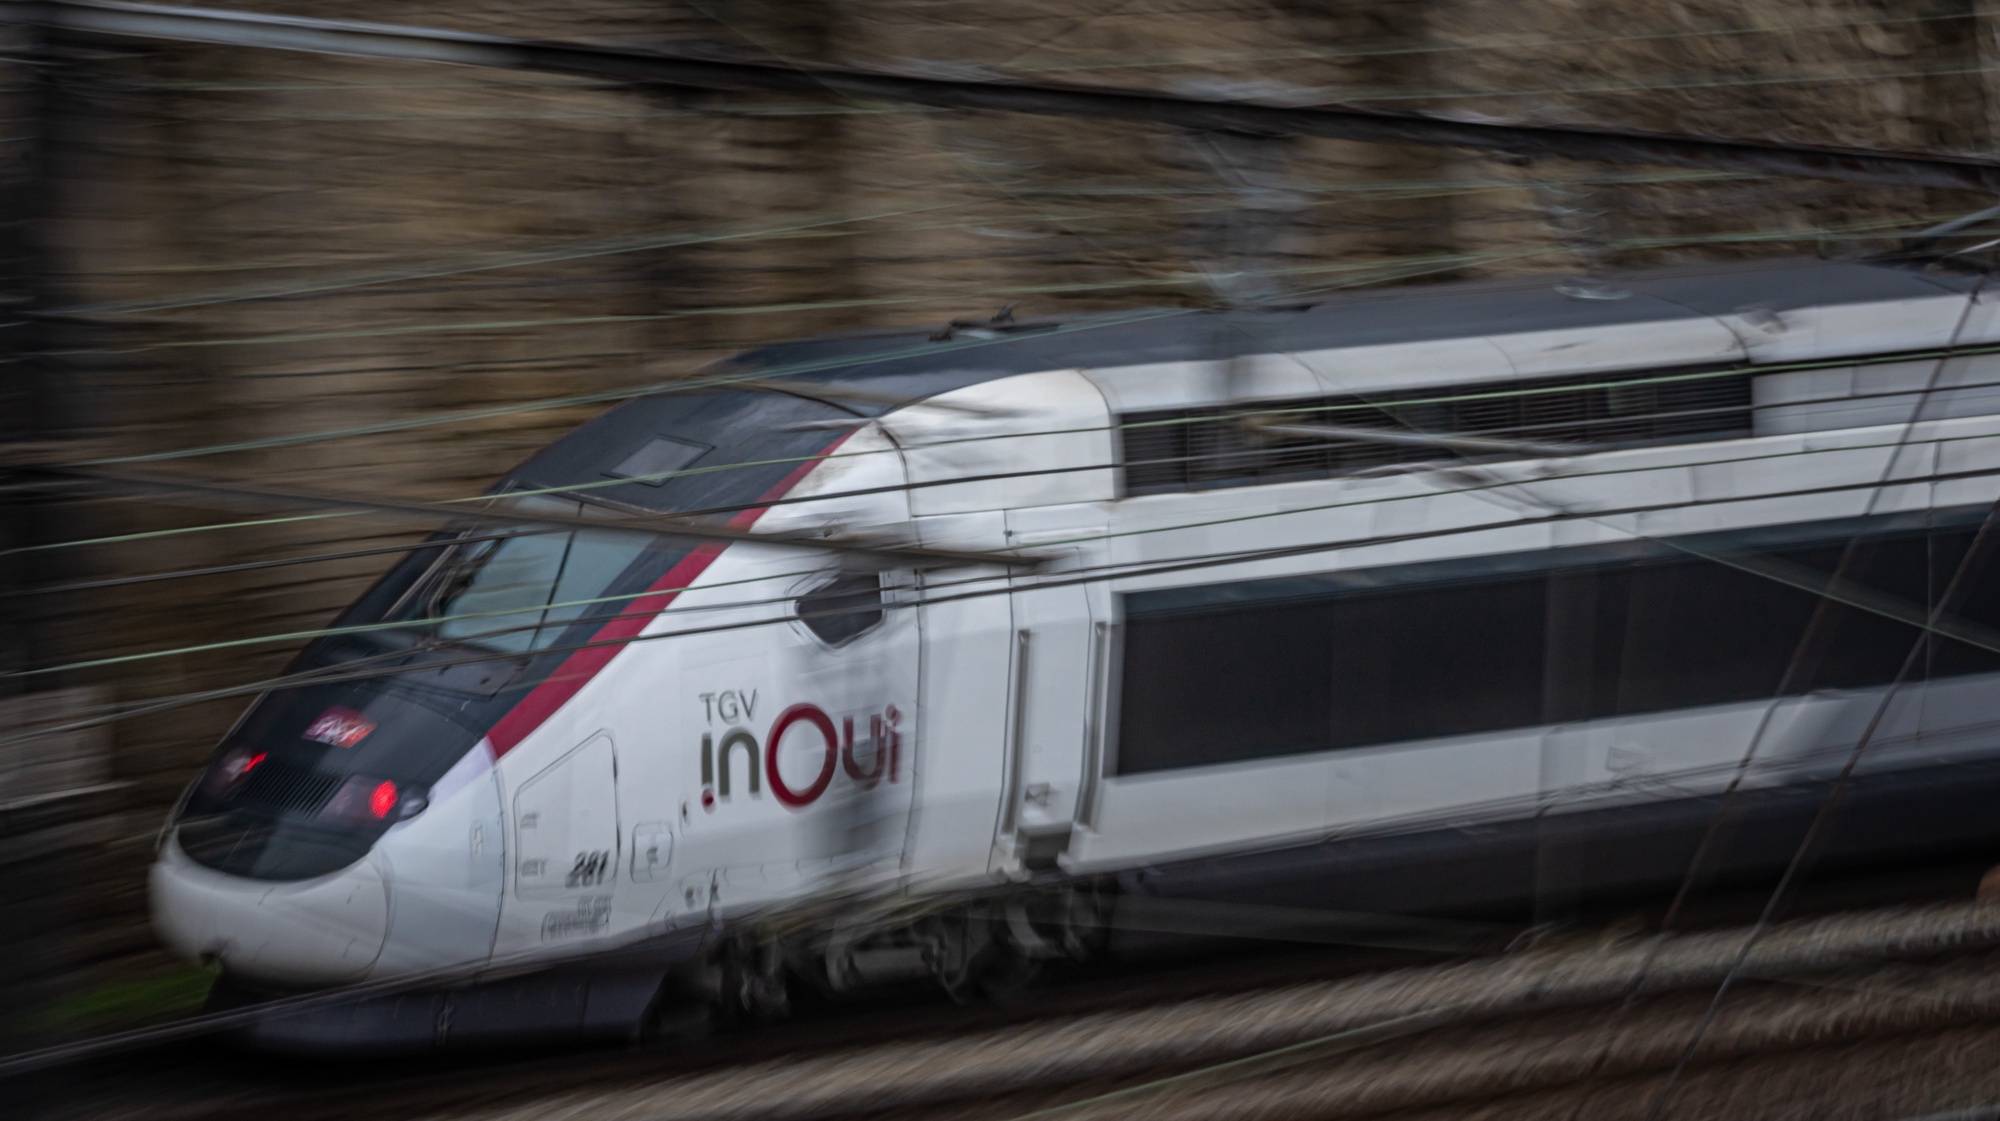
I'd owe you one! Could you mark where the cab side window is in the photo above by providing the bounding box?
[798,572,885,646]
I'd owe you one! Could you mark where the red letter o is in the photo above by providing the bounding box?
[765,703,837,809]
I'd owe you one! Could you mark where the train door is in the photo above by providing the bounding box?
[509,732,621,941]
[994,540,1108,874]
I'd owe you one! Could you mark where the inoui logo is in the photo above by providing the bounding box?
[697,689,902,812]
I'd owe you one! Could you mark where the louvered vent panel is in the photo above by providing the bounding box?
[1119,365,1753,495]
[235,759,342,816]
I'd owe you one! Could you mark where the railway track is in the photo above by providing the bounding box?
[23,934,1441,1121]
[42,898,2000,1121]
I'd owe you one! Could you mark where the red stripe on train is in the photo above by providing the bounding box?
[485,432,854,757]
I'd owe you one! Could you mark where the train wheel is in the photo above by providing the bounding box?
[924,911,991,1003]
[639,968,723,1046]
[974,945,1042,1006]
[640,997,719,1046]
[714,934,791,1025]
[926,908,1042,1005]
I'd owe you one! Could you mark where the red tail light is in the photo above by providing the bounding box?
[322,775,424,823]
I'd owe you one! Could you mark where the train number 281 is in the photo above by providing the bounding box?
[566,849,610,887]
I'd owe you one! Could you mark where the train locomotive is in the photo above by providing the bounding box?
[152,255,2000,1048]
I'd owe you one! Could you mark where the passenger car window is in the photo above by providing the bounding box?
[798,572,886,646]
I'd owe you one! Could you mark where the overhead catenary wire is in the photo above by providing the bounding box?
[30,362,2000,600]
[55,102,942,123]
[4,293,1982,564]
[1632,273,2000,1121]
[36,168,1752,290]
[2,212,1951,506]
[18,305,2000,563]
[1072,278,2000,1121]
[1533,275,1999,1121]
[9,241,1552,546]
[1063,169,1755,195]
[15,524,527,595]
[15,348,1984,588]
[998,7,2000,76]
[1300,59,2000,109]
[993,1008,1453,1121]
[1645,507,2000,1119]
[48,173,1580,288]
[32,212,1961,359]
[37,224,1411,347]
[985,905,2000,1121]
[45,302,1212,461]
[11,454,2000,749]
[28,464,1030,569]
[18,199,1458,301]
[15,414,2000,676]
[8,427,1984,677]
[43,200,974,317]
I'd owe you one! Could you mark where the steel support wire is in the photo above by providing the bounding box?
[12,415,2000,602]
[21,460,2000,684]
[13,250,1987,559]
[13,456,2000,751]
[1405,284,1997,1121]
[47,201,971,317]
[14,221,1949,481]
[12,0,2000,192]
[0,226,1932,479]
[1224,282,2000,1115]
[30,465,1030,569]
[1628,285,1999,1116]
[1643,502,2000,1121]
[1005,8,1998,78]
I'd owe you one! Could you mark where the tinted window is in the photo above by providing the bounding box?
[1118,572,1546,774]
[1115,512,2000,775]
[1120,365,1753,496]
[798,572,885,646]
[393,494,653,655]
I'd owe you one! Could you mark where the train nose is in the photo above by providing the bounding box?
[151,833,390,986]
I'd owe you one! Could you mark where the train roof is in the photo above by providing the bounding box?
[515,256,1977,514]
[728,256,1977,416]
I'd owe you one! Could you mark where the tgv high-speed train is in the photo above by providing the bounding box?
[153,256,2000,1048]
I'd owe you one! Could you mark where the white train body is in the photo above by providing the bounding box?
[152,258,2000,1042]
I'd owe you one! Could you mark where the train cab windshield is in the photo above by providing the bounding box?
[379,492,654,656]
[173,491,664,881]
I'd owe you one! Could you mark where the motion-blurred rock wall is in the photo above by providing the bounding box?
[4,0,1996,988]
